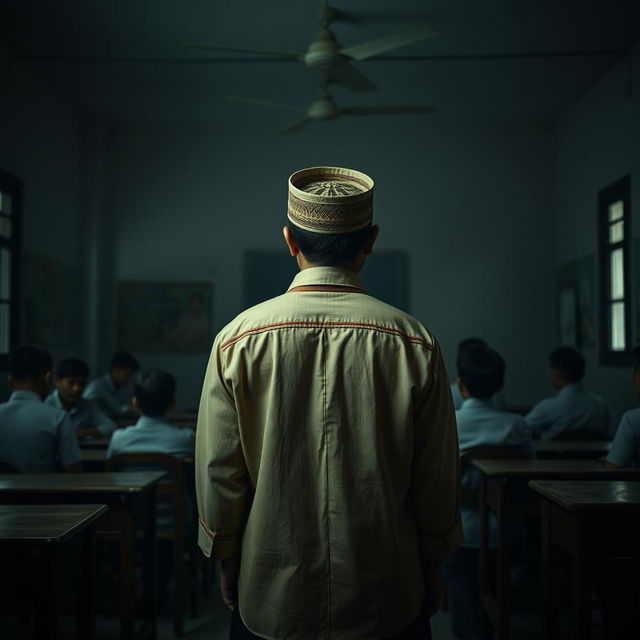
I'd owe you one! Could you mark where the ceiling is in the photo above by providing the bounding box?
[3,1,640,127]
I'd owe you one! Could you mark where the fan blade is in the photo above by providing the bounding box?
[338,25,440,61]
[327,62,377,92]
[227,95,306,113]
[282,118,312,134]
[341,105,437,116]
[182,43,303,59]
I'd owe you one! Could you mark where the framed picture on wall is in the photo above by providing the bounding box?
[117,281,213,353]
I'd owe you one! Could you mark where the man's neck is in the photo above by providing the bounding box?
[12,384,43,399]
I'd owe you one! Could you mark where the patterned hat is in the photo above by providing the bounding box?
[288,166,374,234]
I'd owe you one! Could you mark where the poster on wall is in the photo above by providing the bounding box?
[23,252,82,351]
[118,281,213,353]
[243,250,409,311]
[554,255,595,348]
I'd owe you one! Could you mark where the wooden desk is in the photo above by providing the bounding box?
[534,440,611,459]
[0,472,164,640]
[82,449,107,471]
[0,504,108,640]
[530,480,640,640]
[473,459,640,640]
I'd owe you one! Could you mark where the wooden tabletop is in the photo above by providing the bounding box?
[529,480,640,512]
[471,459,640,478]
[82,450,107,462]
[534,440,611,454]
[0,472,166,493]
[0,504,108,543]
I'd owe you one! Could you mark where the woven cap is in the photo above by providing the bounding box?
[288,166,374,234]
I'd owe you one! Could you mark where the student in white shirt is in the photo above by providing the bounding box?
[83,351,139,417]
[524,346,608,440]
[445,345,533,640]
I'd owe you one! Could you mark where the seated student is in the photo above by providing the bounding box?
[450,337,506,410]
[83,350,139,417]
[46,358,116,439]
[444,345,533,640]
[107,368,195,530]
[605,345,640,469]
[524,346,609,440]
[0,345,82,472]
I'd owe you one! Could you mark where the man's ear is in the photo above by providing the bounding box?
[283,226,300,257]
[362,225,379,256]
[132,396,140,414]
[7,375,14,390]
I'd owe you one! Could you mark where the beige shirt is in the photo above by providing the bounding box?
[196,266,462,640]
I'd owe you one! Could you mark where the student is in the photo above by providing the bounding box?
[0,345,82,472]
[524,346,608,440]
[83,351,139,417]
[605,345,640,469]
[444,345,534,640]
[450,337,506,410]
[46,358,116,439]
[107,368,195,530]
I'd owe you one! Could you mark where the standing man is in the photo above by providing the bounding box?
[196,166,461,639]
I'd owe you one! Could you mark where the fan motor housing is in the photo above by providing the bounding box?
[308,97,339,121]
[304,29,342,69]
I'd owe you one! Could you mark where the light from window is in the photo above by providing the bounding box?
[611,302,626,351]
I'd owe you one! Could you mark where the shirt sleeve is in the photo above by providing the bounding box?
[195,335,250,560]
[516,417,536,459]
[606,412,639,468]
[409,337,463,561]
[524,398,556,432]
[89,402,117,437]
[56,414,83,467]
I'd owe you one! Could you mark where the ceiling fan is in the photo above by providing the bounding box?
[228,88,437,134]
[182,2,440,93]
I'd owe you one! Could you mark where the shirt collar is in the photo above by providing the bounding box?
[9,390,43,403]
[287,267,366,292]
[135,415,171,429]
[50,389,80,415]
[460,397,493,410]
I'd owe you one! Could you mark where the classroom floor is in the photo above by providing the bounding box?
[1,576,608,639]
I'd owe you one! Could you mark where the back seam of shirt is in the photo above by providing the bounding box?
[220,321,430,351]
[322,329,331,639]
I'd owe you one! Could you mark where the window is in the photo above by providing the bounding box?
[0,170,22,368]
[598,175,631,365]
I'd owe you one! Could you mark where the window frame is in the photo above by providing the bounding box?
[0,169,23,369]
[598,174,632,366]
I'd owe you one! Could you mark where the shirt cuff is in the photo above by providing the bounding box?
[197,518,241,560]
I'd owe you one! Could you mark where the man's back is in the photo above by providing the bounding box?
[197,266,461,639]
[0,390,82,472]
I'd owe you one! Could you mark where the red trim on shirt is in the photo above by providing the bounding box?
[221,320,431,351]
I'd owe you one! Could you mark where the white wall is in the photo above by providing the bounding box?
[110,118,556,410]
[554,44,640,426]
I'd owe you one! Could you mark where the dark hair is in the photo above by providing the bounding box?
[57,358,89,379]
[457,337,488,356]
[288,223,373,266]
[457,345,505,399]
[549,346,585,383]
[133,369,176,417]
[8,345,53,382]
[110,351,139,371]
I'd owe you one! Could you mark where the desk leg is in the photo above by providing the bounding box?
[141,488,157,639]
[495,479,510,640]
[478,474,490,640]
[120,498,136,640]
[77,528,96,640]
[571,520,591,640]
[541,500,558,640]
[33,546,56,640]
